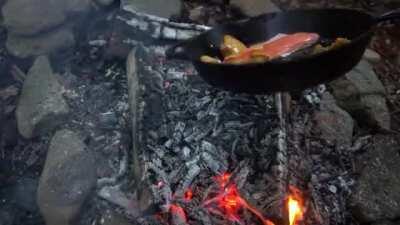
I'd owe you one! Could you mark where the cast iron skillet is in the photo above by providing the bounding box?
[166,8,400,94]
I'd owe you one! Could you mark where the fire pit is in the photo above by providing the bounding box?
[106,41,356,225]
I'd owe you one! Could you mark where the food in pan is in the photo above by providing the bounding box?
[220,35,248,57]
[200,33,350,64]
[200,55,222,64]
[312,37,351,54]
[224,32,320,64]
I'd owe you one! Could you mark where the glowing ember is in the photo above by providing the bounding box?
[204,173,276,225]
[159,172,305,225]
[215,172,231,187]
[170,204,187,222]
[184,189,193,201]
[218,185,241,221]
[287,186,305,225]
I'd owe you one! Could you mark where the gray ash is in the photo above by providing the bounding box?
[132,45,286,224]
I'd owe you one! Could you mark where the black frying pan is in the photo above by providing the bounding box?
[166,8,400,94]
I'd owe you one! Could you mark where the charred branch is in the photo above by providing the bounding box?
[117,9,211,40]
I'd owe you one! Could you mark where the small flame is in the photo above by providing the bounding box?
[288,196,301,225]
[205,173,276,225]
[287,186,304,225]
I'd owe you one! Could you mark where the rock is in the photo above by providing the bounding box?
[312,93,354,147]
[37,129,96,225]
[350,135,400,223]
[2,0,92,36]
[16,56,69,139]
[363,49,381,64]
[10,178,39,212]
[6,26,75,58]
[230,0,280,17]
[2,0,66,36]
[332,60,386,95]
[62,0,92,13]
[95,0,115,6]
[121,0,182,18]
[329,59,390,129]
[359,95,391,130]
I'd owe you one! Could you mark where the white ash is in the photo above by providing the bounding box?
[98,185,141,218]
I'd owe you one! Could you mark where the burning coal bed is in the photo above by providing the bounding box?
[97,39,356,225]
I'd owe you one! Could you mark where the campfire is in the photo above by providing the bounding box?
[1,1,400,225]
[157,172,305,225]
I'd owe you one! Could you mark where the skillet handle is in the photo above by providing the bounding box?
[166,42,189,60]
[375,8,400,23]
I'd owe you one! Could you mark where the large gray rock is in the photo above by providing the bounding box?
[2,0,92,37]
[16,56,69,139]
[62,0,92,13]
[363,49,381,64]
[230,0,280,17]
[2,0,66,36]
[350,135,400,223]
[329,59,390,129]
[121,0,182,18]
[6,26,75,58]
[359,94,391,129]
[38,129,96,225]
[312,92,354,147]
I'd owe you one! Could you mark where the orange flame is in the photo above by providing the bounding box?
[287,186,304,225]
[205,173,276,225]
[288,196,301,225]
[170,173,304,225]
